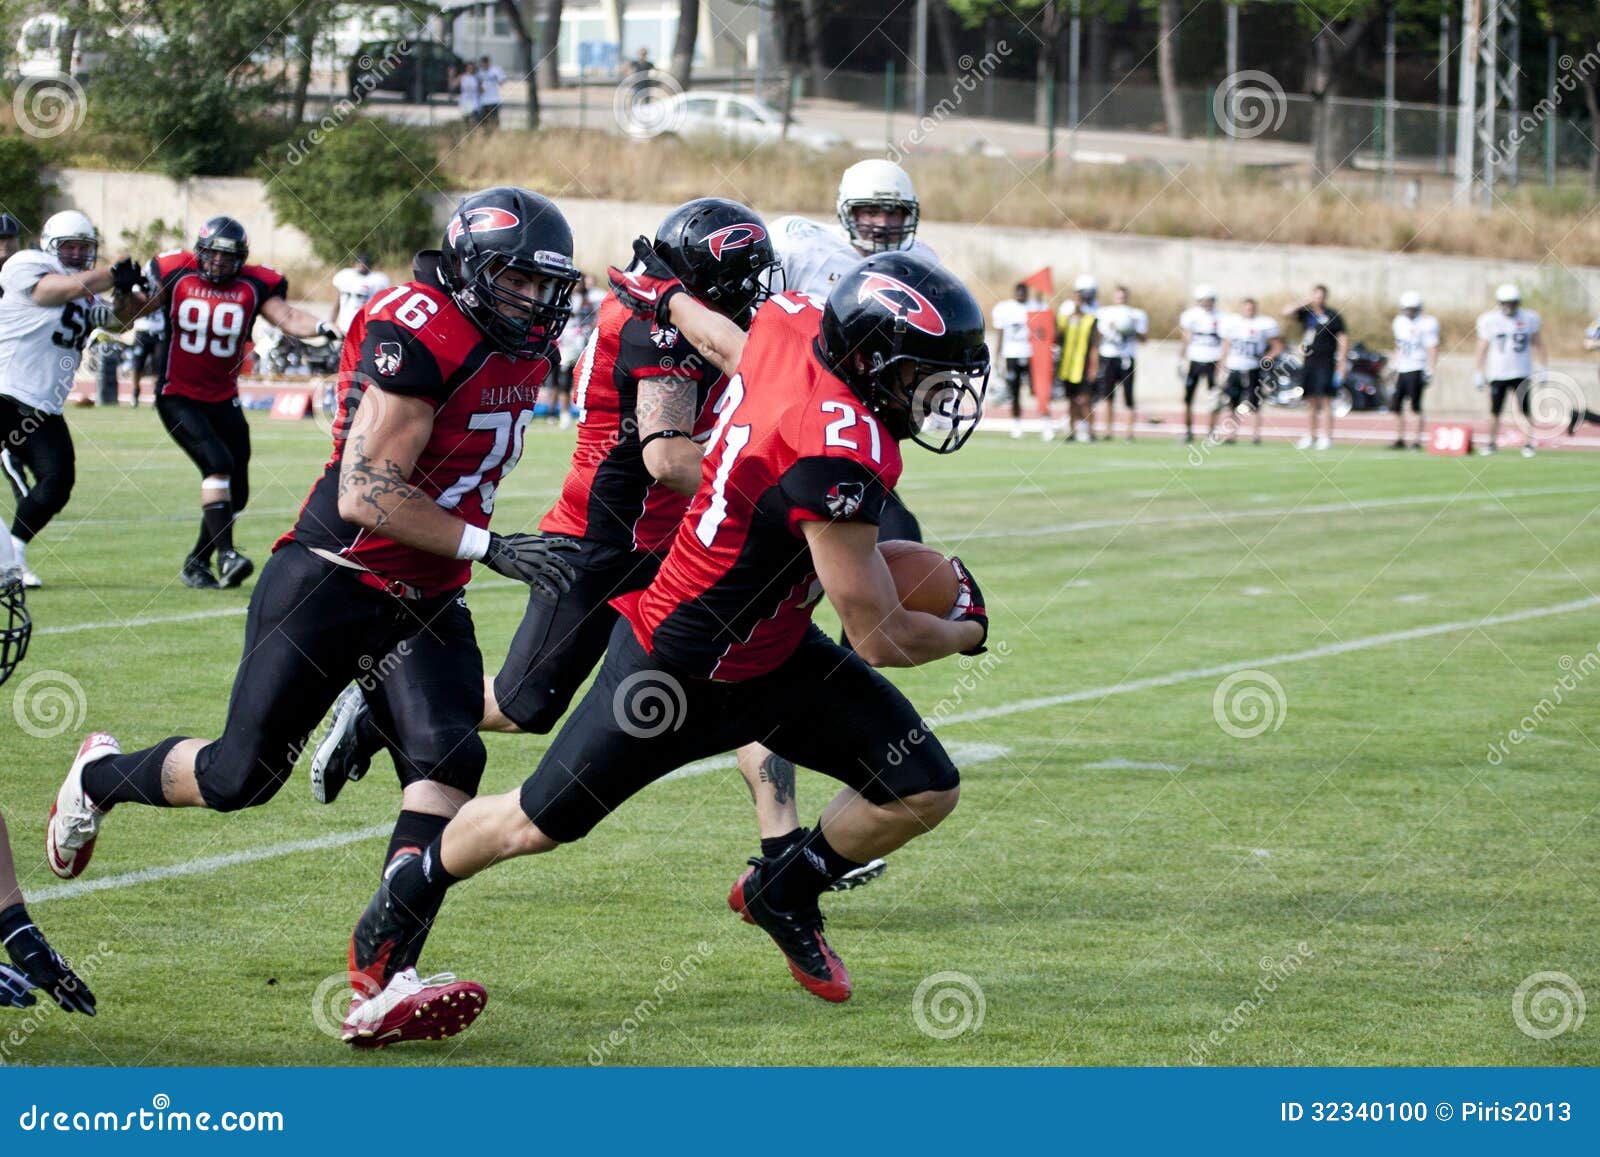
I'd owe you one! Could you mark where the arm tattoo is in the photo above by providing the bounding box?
[339,432,428,528]
[758,753,796,807]
[636,376,696,440]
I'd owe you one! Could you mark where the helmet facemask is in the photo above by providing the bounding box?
[840,199,919,254]
[451,245,579,360]
[0,576,31,689]
[863,317,989,454]
[714,258,785,329]
[48,235,98,271]
[196,240,245,283]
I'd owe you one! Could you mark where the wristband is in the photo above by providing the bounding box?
[456,523,491,561]
[639,429,690,450]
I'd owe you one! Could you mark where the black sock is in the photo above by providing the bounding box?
[199,500,234,561]
[0,902,31,946]
[765,829,864,911]
[386,810,449,869]
[760,827,806,861]
[80,738,185,809]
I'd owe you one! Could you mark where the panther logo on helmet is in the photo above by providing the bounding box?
[854,272,946,337]
[447,206,521,246]
[703,222,767,261]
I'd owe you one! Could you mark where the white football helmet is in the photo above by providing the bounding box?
[1398,290,1422,311]
[1193,283,1217,304]
[1495,282,1521,306]
[836,159,919,254]
[41,210,98,270]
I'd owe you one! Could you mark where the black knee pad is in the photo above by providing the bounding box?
[393,729,486,797]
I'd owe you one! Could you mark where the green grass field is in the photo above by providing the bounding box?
[4,408,1597,1067]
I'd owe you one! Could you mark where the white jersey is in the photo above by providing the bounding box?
[1220,313,1280,372]
[1391,313,1439,374]
[1096,304,1148,360]
[1178,306,1224,364]
[769,215,939,298]
[1476,308,1541,380]
[332,267,392,332]
[990,298,1032,360]
[0,250,102,413]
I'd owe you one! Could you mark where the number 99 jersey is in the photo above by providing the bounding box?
[147,249,287,402]
[616,293,903,680]
[280,254,552,598]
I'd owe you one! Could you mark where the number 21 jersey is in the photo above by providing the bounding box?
[148,249,287,402]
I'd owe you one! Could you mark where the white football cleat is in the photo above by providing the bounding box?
[1315,436,1332,450]
[826,857,887,892]
[9,536,39,589]
[341,968,487,1049]
[1294,435,1313,450]
[47,733,118,879]
[1521,444,1537,458]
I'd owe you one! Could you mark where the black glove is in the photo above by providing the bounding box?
[5,921,95,1015]
[316,321,341,343]
[607,236,685,321]
[946,556,988,656]
[109,256,144,295]
[481,533,580,600]
[0,962,34,1009]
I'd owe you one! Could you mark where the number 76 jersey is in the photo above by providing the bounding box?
[616,294,903,680]
[281,265,552,597]
[148,249,287,401]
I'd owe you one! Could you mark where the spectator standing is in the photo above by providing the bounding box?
[456,62,480,126]
[477,56,505,129]
[632,47,654,74]
[552,274,604,430]
[1475,283,1546,456]
[1283,284,1347,450]
[1571,317,1600,435]
[1094,285,1147,441]
[1388,291,1439,450]
[1053,274,1099,442]
[330,253,391,334]
[0,215,20,268]
[1215,297,1281,445]
[129,308,164,409]
[991,283,1034,438]
[1178,284,1223,443]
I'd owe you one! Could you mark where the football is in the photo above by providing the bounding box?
[879,539,959,616]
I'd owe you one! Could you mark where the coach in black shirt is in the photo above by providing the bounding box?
[1282,284,1348,450]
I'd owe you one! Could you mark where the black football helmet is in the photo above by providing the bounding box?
[817,252,989,454]
[439,186,580,360]
[652,198,782,328]
[0,576,30,689]
[195,216,249,283]
[0,214,20,239]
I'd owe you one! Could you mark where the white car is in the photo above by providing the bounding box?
[661,91,844,152]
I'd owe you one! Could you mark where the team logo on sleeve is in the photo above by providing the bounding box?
[649,324,680,349]
[704,222,767,261]
[855,272,947,336]
[374,341,404,376]
[446,206,520,246]
[825,481,865,519]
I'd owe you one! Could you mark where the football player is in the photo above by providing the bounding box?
[308,198,778,809]
[142,216,337,590]
[1389,292,1439,450]
[0,213,21,266]
[1178,285,1223,443]
[341,252,990,1038]
[0,210,147,587]
[1214,298,1281,445]
[1054,275,1099,441]
[1571,318,1600,435]
[1094,285,1147,441]
[1474,283,1546,456]
[45,188,583,1047]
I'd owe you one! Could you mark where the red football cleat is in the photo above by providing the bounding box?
[341,969,486,1049]
[729,859,851,1003]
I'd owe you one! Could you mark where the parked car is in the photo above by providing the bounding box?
[658,91,845,152]
[347,40,464,103]
[10,12,108,83]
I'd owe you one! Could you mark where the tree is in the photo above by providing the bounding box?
[541,0,564,89]
[1536,0,1600,190]
[1154,0,1182,137]
[496,0,543,129]
[671,0,700,86]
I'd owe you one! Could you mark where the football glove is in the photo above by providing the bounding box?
[607,237,685,322]
[5,921,95,1015]
[316,321,341,343]
[481,533,580,601]
[945,556,988,656]
[0,962,35,1009]
[1474,372,1487,391]
[109,256,145,295]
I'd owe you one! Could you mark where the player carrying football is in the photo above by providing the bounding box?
[142,217,337,590]
[308,197,779,807]
[341,252,991,1038]
[45,187,583,1046]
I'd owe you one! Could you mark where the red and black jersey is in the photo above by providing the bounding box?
[278,254,551,598]
[539,294,723,554]
[147,250,287,402]
[615,294,902,680]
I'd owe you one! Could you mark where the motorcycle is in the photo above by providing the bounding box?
[256,326,342,377]
[1260,342,1391,418]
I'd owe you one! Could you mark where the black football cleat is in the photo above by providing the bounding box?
[728,859,852,1003]
[180,556,220,590]
[349,848,433,997]
[311,685,372,805]
[216,549,254,589]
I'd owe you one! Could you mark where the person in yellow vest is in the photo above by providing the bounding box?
[1053,274,1100,442]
